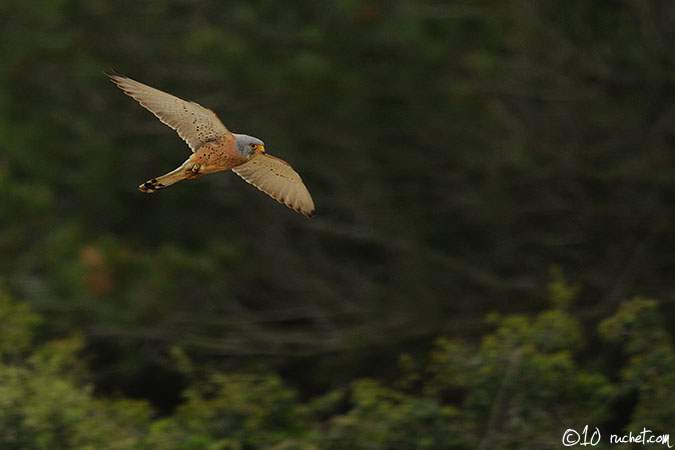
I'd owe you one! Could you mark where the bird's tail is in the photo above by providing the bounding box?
[138,164,193,193]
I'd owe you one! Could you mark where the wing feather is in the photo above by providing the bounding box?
[106,70,231,152]
[233,154,315,217]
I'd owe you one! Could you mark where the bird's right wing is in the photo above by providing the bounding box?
[233,153,315,217]
[106,70,232,152]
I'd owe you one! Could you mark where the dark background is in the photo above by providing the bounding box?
[1,0,674,448]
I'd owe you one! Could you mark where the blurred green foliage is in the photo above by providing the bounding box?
[2,285,674,448]
[1,0,674,446]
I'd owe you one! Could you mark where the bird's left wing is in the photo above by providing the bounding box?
[233,154,315,217]
[106,70,232,152]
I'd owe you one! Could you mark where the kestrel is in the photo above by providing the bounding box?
[106,71,315,217]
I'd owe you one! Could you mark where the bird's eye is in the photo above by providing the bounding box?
[249,143,257,150]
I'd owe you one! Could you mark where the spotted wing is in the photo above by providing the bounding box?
[106,70,231,151]
[233,153,315,217]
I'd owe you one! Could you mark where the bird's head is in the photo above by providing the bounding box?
[235,134,266,158]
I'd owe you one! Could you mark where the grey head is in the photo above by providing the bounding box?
[235,134,266,158]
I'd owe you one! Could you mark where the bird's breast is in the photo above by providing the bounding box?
[191,138,247,174]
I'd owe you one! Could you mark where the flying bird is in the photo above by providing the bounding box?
[105,71,315,217]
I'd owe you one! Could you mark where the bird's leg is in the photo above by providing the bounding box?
[186,163,201,178]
